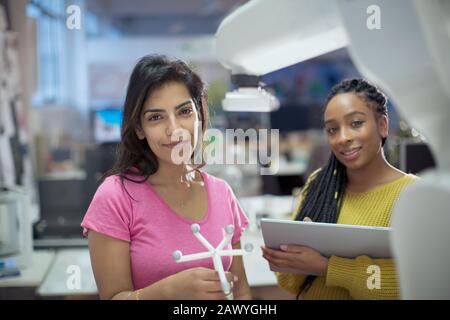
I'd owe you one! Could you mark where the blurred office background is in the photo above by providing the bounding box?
[0,0,436,299]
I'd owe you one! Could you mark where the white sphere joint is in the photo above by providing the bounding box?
[191,224,201,234]
[244,243,254,252]
[225,225,235,235]
[172,250,182,261]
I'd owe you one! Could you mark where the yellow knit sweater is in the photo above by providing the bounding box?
[276,171,418,300]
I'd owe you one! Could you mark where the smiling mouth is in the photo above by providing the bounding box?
[163,141,189,149]
[339,147,362,160]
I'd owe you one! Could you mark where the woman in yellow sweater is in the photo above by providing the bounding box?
[262,78,418,300]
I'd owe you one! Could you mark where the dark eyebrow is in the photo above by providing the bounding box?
[324,111,367,125]
[143,100,192,115]
[345,111,367,118]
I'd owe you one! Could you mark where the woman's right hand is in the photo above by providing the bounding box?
[164,267,238,300]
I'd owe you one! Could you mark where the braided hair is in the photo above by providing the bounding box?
[294,78,388,297]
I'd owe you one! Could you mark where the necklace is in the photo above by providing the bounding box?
[178,170,204,209]
[152,170,201,209]
[177,170,197,208]
[179,181,191,209]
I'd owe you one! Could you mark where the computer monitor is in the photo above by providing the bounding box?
[93,108,123,143]
[400,141,436,175]
[270,105,323,133]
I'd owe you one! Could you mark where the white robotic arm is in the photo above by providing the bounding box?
[336,0,450,299]
[215,0,347,75]
[215,0,450,298]
[215,0,347,112]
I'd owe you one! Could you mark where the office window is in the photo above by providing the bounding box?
[27,0,67,106]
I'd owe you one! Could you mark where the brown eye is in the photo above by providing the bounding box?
[351,120,364,128]
[326,127,337,135]
[148,114,162,121]
[180,107,193,116]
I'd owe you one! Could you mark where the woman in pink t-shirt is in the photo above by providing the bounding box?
[81,55,251,300]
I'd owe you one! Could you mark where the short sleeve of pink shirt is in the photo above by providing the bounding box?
[81,171,249,290]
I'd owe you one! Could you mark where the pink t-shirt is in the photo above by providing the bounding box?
[81,171,249,290]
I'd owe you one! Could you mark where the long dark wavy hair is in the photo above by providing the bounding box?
[294,78,388,297]
[101,54,209,185]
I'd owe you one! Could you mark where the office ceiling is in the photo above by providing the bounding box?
[85,0,249,36]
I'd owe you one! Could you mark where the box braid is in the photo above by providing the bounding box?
[294,78,389,297]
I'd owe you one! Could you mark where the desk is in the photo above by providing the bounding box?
[239,195,294,232]
[0,250,55,287]
[37,248,97,298]
[241,230,295,300]
[241,230,276,286]
[0,250,55,299]
[238,195,296,299]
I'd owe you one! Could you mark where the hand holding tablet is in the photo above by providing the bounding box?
[261,218,392,274]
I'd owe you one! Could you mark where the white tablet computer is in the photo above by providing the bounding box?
[261,218,392,274]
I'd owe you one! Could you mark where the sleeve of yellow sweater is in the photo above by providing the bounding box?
[276,272,306,296]
[326,255,399,299]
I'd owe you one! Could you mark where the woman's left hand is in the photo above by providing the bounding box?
[261,244,329,276]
